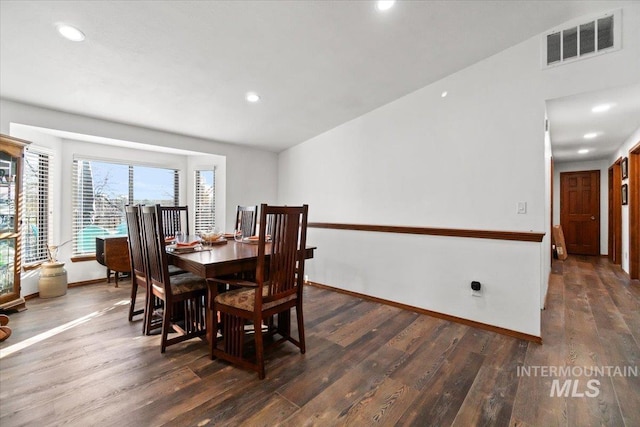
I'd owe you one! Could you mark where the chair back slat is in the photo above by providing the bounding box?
[124,204,149,326]
[256,204,308,305]
[124,205,146,280]
[236,205,258,238]
[160,206,189,237]
[140,205,172,297]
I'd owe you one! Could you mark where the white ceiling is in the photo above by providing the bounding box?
[547,83,640,163]
[0,0,632,153]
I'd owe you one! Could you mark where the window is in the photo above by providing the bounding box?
[543,9,620,68]
[23,149,52,264]
[72,159,178,255]
[194,169,215,233]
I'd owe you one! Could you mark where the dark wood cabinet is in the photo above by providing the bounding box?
[95,236,130,286]
[0,134,30,311]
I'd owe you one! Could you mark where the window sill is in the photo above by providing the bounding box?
[23,261,45,271]
[71,254,97,262]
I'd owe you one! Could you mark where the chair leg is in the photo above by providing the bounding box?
[128,280,138,322]
[161,300,171,353]
[209,298,218,360]
[296,304,306,354]
[254,315,265,379]
[141,290,149,335]
[144,291,154,335]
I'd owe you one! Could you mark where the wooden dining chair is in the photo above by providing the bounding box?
[235,205,258,238]
[209,204,309,379]
[124,205,148,330]
[160,205,189,238]
[140,204,207,352]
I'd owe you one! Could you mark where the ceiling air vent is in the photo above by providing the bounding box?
[542,9,620,68]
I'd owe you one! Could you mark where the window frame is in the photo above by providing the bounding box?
[194,168,216,234]
[71,157,180,256]
[22,147,52,266]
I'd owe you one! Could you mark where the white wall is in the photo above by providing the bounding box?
[553,159,610,255]
[609,125,640,273]
[278,4,640,337]
[0,99,278,296]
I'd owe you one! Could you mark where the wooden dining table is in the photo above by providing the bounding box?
[167,239,316,344]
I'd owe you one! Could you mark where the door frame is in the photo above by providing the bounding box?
[630,142,640,280]
[550,157,554,265]
[608,158,622,265]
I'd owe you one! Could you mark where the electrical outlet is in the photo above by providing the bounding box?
[470,281,482,297]
[304,274,309,283]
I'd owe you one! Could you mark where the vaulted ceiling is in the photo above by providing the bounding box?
[0,1,631,153]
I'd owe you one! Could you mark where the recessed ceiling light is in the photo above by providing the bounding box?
[55,23,85,42]
[246,92,260,103]
[583,132,598,139]
[578,149,590,154]
[376,1,396,11]
[591,104,612,113]
[441,91,448,98]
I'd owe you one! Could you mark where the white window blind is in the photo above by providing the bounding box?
[23,149,52,264]
[194,169,215,233]
[72,159,179,255]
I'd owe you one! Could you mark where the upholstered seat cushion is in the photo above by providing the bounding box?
[215,285,296,312]
[150,273,206,296]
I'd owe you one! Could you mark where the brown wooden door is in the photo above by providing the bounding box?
[560,170,600,255]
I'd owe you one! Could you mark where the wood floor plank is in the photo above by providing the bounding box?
[563,263,625,427]
[278,309,415,407]
[395,344,485,425]
[510,267,568,427]
[338,377,420,426]
[232,393,299,427]
[307,298,379,339]
[595,328,640,427]
[389,320,467,391]
[452,336,528,427]
[328,304,407,347]
[279,343,410,426]
[386,314,445,355]
[595,261,640,347]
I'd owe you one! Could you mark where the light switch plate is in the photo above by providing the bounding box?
[517,201,527,214]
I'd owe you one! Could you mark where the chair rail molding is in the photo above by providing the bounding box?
[308,222,545,243]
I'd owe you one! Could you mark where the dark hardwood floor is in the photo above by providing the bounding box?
[0,256,638,426]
